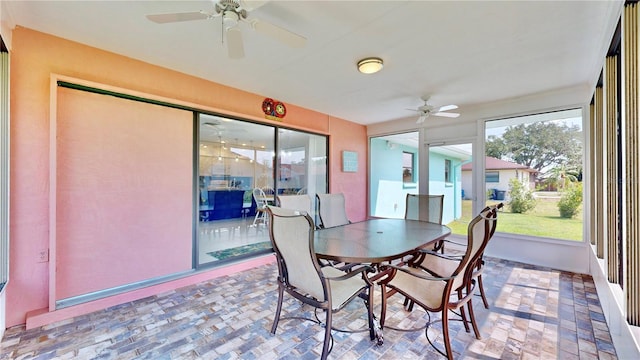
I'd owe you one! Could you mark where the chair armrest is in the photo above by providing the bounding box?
[417,249,463,261]
[379,264,455,282]
[441,239,467,247]
[323,264,374,282]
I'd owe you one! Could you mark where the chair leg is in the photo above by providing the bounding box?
[441,309,454,360]
[380,286,388,328]
[403,296,415,311]
[477,274,490,309]
[433,239,445,253]
[457,289,471,333]
[466,297,482,340]
[271,285,284,334]
[367,287,375,341]
[321,309,333,360]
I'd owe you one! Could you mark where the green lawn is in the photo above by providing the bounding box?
[446,198,583,241]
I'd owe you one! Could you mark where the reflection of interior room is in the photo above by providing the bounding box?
[197,115,327,265]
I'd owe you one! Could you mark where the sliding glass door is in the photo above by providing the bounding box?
[276,128,328,219]
[197,114,327,266]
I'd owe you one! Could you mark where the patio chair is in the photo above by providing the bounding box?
[276,194,312,216]
[405,194,448,254]
[378,205,498,359]
[261,186,275,196]
[401,194,444,305]
[316,193,351,228]
[252,187,269,226]
[266,206,376,360]
[413,203,503,310]
[404,194,444,224]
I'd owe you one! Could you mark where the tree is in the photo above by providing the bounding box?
[486,135,507,159]
[486,122,582,181]
[547,164,580,191]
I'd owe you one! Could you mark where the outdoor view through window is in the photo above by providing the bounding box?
[484,108,583,241]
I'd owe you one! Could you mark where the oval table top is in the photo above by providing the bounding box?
[314,218,451,264]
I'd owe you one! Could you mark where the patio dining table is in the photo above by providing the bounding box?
[314,218,451,264]
[313,218,451,345]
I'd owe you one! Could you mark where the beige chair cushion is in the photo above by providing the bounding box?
[277,194,312,215]
[321,266,367,310]
[317,193,350,228]
[419,254,465,291]
[388,266,447,309]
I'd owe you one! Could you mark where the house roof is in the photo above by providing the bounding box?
[462,156,536,173]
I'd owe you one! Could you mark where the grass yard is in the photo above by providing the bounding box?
[446,197,583,241]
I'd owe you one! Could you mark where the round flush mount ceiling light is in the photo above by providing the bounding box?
[357,57,384,74]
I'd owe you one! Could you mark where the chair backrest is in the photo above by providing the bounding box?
[316,193,350,228]
[277,194,313,215]
[473,202,503,263]
[405,194,444,224]
[480,203,502,239]
[449,206,498,288]
[266,205,326,301]
[253,187,267,207]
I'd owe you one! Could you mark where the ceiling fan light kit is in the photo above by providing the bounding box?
[357,57,384,74]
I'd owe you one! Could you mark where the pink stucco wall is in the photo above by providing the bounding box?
[55,87,193,299]
[7,27,368,327]
[328,117,368,222]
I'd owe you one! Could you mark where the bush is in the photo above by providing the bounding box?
[558,184,583,218]
[508,178,536,213]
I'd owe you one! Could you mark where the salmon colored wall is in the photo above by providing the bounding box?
[328,116,368,222]
[7,27,367,327]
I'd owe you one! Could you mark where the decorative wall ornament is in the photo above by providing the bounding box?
[262,98,286,121]
[342,151,358,172]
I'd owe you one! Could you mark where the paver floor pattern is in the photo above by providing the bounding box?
[0,257,617,359]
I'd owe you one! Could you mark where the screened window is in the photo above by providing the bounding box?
[368,132,419,218]
[485,108,583,241]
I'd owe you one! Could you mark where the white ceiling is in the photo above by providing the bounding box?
[2,0,620,126]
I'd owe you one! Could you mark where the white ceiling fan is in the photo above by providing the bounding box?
[146,0,306,59]
[409,96,460,124]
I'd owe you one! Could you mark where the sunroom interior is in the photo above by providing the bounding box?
[0,0,639,358]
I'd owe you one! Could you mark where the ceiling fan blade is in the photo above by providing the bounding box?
[437,104,458,112]
[416,115,428,124]
[239,0,270,11]
[248,19,306,48]
[433,112,460,118]
[226,27,245,59]
[146,11,210,24]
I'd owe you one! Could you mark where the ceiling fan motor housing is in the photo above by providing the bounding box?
[217,0,247,18]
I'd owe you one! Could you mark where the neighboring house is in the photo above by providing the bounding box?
[369,138,469,224]
[461,156,536,201]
